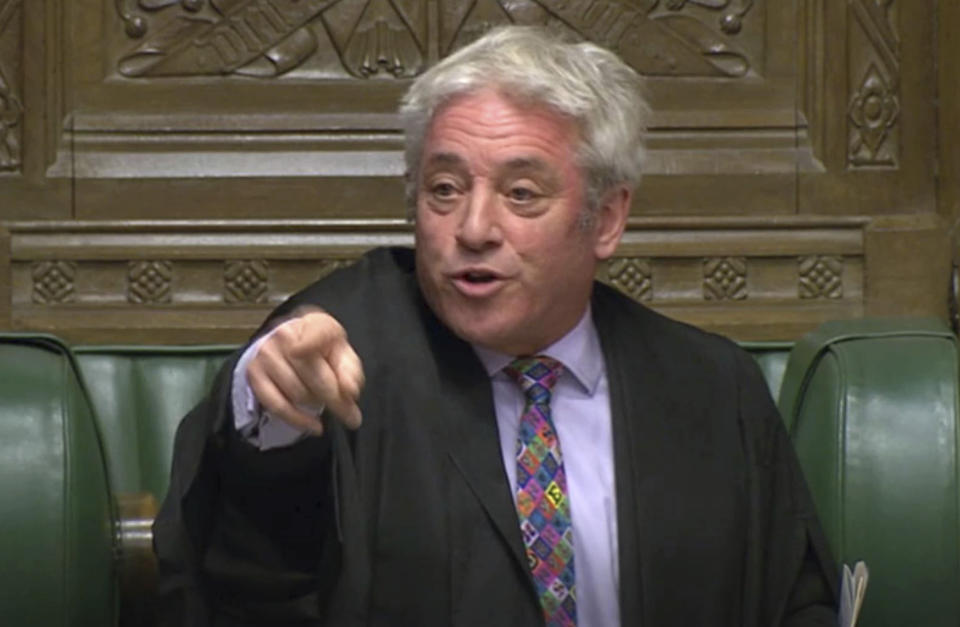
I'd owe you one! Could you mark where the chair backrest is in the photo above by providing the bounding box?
[3,322,958,627]
[0,335,115,627]
[780,318,960,627]
[70,341,795,505]
[72,346,233,501]
[741,340,794,400]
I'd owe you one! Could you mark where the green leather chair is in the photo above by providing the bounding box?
[0,336,115,627]
[71,346,233,501]
[781,319,960,627]
[741,339,794,401]
[72,345,233,625]
[1,319,958,626]
[0,337,232,627]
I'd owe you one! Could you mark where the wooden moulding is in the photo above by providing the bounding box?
[864,214,952,321]
[0,226,10,331]
[941,1,960,227]
[941,0,960,329]
[0,216,882,343]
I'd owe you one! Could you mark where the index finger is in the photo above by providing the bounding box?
[328,339,365,401]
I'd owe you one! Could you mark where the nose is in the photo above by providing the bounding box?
[455,184,502,251]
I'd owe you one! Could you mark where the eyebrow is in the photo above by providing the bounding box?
[422,152,466,170]
[498,157,561,189]
[421,153,561,188]
[501,157,551,173]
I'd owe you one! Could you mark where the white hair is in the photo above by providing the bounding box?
[399,25,649,217]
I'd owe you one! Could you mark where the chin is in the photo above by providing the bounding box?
[419,274,532,353]
[436,307,518,353]
[445,311,504,346]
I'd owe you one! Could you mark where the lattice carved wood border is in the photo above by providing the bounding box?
[3,217,881,343]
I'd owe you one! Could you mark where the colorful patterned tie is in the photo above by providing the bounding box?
[505,356,576,627]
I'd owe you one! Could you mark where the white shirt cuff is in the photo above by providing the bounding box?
[231,321,317,450]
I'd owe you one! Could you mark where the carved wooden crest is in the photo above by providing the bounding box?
[114,0,760,79]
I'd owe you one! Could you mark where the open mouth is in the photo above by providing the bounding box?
[461,271,498,284]
[450,269,506,296]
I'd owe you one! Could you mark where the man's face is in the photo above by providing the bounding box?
[414,89,627,355]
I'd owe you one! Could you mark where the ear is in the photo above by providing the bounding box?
[592,184,631,260]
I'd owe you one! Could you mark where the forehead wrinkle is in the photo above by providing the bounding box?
[419,91,583,188]
[430,92,579,148]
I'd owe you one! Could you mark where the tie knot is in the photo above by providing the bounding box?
[505,356,564,403]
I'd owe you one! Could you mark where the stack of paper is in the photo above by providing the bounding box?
[839,561,869,627]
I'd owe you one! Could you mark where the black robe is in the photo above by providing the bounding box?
[154,246,838,626]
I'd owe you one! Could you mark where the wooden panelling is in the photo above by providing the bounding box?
[798,0,937,216]
[0,0,953,342]
[944,0,960,330]
[864,215,951,320]
[943,2,960,222]
[0,0,21,174]
[0,0,72,220]
[52,0,807,219]
[0,226,10,329]
[1,216,885,343]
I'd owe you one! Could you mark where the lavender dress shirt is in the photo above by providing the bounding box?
[233,309,620,627]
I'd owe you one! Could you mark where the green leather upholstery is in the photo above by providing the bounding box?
[741,340,793,400]
[68,340,792,504]
[2,320,959,627]
[0,335,115,627]
[780,319,960,627]
[73,346,232,500]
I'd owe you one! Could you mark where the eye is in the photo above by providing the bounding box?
[430,181,460,200]
[506,186,539,204]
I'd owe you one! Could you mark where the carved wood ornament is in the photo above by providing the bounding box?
[799,255,843,300]
[128,261,174,304]
[0,0,22,172]
[608,257,653,302]
[0,0,948,345]
[112,0,761,79]
[847,0,899,168]
[224,259,269,303]
[704,256,747,301]
[32,261,76,304]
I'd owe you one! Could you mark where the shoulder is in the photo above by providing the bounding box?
[592,280,747,373]
[254,247,419,332]
[287,246,415,308]
[592,281,782,448]
[592,280,774,416]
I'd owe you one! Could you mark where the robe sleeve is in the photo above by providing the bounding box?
[153,356,236,627]
[153,249,413,626]
[153,349,344,626]
[771,425,840,627]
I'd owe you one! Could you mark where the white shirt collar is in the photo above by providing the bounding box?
[471,307,604,395]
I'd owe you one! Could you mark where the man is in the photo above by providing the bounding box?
[155,26,838,627]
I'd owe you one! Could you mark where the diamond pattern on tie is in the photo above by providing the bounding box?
[505,356,576,627]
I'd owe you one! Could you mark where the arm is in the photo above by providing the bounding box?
[155,310,365,626]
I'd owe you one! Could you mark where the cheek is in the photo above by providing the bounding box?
[513,222,589,266]
[414,217,444,257]
[504,218,564,254]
